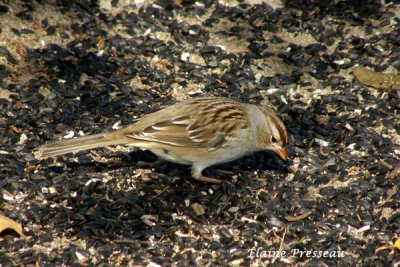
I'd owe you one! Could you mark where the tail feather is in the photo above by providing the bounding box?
[34,133,127,159]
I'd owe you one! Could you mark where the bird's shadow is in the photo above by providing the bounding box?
[46,147,291,242]
[63,148,291,184]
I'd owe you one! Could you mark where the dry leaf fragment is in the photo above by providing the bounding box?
[395,237,400,250]
[375,236,400,253]
[353,66,400,90]
[0,215,25,238]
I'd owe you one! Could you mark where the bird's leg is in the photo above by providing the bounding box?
[191,167,223,184]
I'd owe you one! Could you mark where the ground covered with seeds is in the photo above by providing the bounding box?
[1,0,399,266]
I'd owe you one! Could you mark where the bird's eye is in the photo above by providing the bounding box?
[271,136,278,143]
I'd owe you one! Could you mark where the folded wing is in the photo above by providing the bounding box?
[125,97,249,151]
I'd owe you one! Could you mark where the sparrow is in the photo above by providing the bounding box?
[34,97,288,184]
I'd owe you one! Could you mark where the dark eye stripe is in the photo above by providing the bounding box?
[270,116,287,146]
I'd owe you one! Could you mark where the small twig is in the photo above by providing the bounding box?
[272,226,287,263]
[285,210,312,222]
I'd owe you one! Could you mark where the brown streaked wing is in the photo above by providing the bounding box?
[125,97,249,150]
[125,115,205,147]
[187,98,249,150]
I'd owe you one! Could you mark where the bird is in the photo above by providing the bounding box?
[34,97,288,184]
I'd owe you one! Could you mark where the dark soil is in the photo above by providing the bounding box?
[0,0,399,266]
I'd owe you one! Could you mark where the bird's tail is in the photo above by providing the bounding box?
[34,132,128,159]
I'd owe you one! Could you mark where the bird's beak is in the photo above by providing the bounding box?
[274,147,287,160]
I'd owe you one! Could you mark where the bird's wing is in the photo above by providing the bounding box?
[125,97,249,151]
